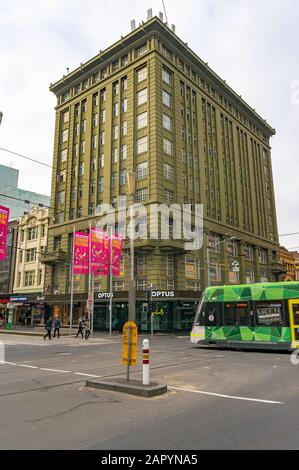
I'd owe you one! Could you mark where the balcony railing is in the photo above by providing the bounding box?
[40,249,68,265]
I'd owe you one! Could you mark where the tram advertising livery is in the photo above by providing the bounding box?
[191,281,299,351]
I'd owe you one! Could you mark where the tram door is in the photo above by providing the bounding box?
[289,300,299,348]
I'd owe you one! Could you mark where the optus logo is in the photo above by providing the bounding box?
[152,291,175,298]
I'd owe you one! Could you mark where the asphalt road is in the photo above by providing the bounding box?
[0,332,299,450]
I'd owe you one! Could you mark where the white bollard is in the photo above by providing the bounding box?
[142,339,150,386]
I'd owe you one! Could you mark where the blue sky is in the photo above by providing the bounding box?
[0,0,298,248]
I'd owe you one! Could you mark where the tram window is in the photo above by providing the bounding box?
[292,304,299,324]
[236,303,249,325]
[224,304,236,325]
[203,303,218,326]
[255,302,283,326]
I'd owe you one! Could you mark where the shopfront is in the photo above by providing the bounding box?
[44,291,199,332]
[93,291,199,332]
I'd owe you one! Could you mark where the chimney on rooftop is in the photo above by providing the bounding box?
[130,19,136,31]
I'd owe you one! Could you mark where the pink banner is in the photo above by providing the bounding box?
[73,232,89,274]
[0,206,9,261]
[111,234,123,277]
[91,228,109,275]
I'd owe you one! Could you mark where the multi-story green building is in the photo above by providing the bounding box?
[43,15,283,331]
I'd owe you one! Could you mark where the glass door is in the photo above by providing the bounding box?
[288,300,299,348]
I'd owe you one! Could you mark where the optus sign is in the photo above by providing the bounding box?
[151,291,175,298]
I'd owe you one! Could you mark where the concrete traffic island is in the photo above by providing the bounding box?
[86,377,168,398]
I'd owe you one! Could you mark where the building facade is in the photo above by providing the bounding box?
[44,16,283,331]
[11,207,49,326]
[0,163,50,221]
[280,247,299,281]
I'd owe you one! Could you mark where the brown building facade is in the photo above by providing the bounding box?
[43,16,283,331]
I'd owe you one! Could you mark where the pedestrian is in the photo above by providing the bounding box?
[112,318,120,334]
[53,318,62,338]
[43,317,53,340]
[76,317,84,339]
[85,320,91,340]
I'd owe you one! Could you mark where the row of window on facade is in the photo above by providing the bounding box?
[59,31,265,144]
[59,42,152,104]
[18,225,47,242]
[15,269,43,288]
[17,247,45,264]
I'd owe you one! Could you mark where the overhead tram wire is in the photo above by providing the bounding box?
[0,146,210,229]
[0,146,124,199]
[279,232,299,237]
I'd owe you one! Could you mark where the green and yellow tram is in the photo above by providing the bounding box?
[190,281,299,351]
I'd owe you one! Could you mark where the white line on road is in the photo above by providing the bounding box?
[0,361,17,365]
[39,368,71,373]
[18,364,39,369]
[168,387,284,405]
[73,373,102,378]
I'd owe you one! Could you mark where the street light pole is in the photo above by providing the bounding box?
[127,172,136,322]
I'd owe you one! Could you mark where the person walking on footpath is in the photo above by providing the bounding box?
[76,317,84,339]
[53,318,62,338]
[84,319,91,340]
[44,317,53,340]
[112,318,120,334]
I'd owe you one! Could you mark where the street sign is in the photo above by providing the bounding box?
[122,321,138,366]
[87,295,93,314]
[231,260,240,273]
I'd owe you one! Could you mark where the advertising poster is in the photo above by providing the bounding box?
[73,232,89,274]
[0,206,9,261]
[185,264,195,279]
[111,234,123,276]
[91,228,109,275]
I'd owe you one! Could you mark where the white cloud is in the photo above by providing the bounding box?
[0,0,298,245]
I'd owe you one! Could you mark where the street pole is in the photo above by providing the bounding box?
[88,222,92,324]
[127,172,136,323]
[70,227,75,336]
[150,283,154,336]
[109,226,113,335]
[207,246,211,288]
[91,270,94,335]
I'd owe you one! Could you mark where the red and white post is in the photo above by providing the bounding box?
[142,339,150,386]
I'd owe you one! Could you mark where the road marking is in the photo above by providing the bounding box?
[73,372,102,378]
[18,364,38,369]
[0,361,102,378]
[168,387,284,404]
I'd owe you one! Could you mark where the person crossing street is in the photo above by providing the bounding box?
[43,317,53,340]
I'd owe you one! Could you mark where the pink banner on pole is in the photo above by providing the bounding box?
[73,232,89,274]
[91,228,109,275]
[0,206,9,261]
[111,234,123,277]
